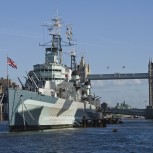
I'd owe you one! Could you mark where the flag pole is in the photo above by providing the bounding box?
[6,56,17,88]
[6,56,9,89]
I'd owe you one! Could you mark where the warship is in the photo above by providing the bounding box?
[8,14,101,131]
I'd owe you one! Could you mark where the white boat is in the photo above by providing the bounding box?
[8,14,101,131]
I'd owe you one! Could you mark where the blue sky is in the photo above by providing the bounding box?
[0,0,153,108]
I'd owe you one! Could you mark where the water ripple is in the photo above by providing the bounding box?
[0,119,153,153]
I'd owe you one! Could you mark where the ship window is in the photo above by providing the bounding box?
[36,69,61,72]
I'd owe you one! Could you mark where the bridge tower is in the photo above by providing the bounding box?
[148,60,153,108]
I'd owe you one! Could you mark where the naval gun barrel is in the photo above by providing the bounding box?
[17,77,25,89]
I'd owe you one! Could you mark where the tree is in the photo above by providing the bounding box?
[101,102,108,113]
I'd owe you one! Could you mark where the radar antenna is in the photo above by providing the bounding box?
[66,25,73,45]
[41,11,62,36]
[51,16,62,35]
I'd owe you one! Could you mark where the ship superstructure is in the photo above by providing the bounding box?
[8,14,101,131]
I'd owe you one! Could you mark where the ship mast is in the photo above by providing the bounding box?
[66,25,77,71]
[40,13,63,65]
[51,15,62,64]
[70,50,76,71]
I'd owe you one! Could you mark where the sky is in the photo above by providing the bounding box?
[0,0,153,108]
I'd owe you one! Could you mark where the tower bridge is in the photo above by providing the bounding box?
[87,60,153,112]
[87,73,148,80]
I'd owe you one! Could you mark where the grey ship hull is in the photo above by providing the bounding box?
[8,88,98,131]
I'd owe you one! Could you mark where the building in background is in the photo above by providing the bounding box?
[115,101,132,109]
[0,78,18,121]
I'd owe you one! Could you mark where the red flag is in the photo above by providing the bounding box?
[7,57,17,69]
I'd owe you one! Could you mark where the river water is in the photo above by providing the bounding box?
[0,119,153,153]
